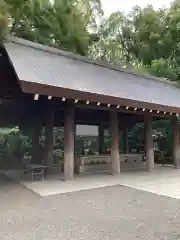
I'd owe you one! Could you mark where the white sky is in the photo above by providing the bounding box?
[102,0,173,16]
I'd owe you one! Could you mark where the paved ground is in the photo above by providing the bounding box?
[7,166,180,199]
[1,175,180,240]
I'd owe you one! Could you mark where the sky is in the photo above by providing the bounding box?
[102,0,173,16]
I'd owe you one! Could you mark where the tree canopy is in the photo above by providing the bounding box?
[89,1,180,81]
[1,0,180,81]
[1,0,103,55]
[0,0,9,40]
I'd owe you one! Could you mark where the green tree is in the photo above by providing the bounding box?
[90,1,180,81]
[2,0,103,55]
[89,11,134,66]
[0,0,9,40]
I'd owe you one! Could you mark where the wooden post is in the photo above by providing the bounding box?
[98,123,105,154]
[110,111,120,175]
[144,115,154,171]
[45,110,54,172]
[64,104,75,180]
[172,117,180,168]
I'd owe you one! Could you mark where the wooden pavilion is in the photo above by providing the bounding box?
[0,36,180,180]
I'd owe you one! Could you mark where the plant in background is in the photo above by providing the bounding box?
[2,0,103,56]
[0,0,9,40]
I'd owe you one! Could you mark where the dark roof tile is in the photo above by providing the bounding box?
[3,36,180,110]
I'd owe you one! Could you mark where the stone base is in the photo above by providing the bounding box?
[76,162,146,174]
[121,162,146,170]
[77,164,111,174]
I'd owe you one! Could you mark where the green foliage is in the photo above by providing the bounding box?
[2,0,103,55]
[89,11,132,66]
[89,0,180,81]
[0,0,9,40]
[152,120,173,156]
[129,120,173,157]
[148,59,177,81]
[0,126,29,169]
[2,0,180,80]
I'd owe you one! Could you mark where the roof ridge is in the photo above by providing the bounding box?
[5,35,178,88]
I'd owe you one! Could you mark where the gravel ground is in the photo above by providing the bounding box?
[1,174,180,240]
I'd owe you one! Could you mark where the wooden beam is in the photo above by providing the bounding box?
[75,103,171,119]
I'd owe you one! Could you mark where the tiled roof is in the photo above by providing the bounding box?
[3,36,180,110]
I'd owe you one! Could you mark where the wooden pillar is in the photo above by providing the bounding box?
[124,127,129,153]
[31,118,41,164]
[172,117,180,168]
[53,128,56,146]
[110,111,120,175]
[45,110,54,171]
[74,124,76,157]
[144,115,154,171]
[64,104,75,180]
[98,123,105,154]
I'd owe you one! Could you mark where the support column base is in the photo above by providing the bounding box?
[174,165,180,169]
[63,176,74,181]
[112,172,120,176]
